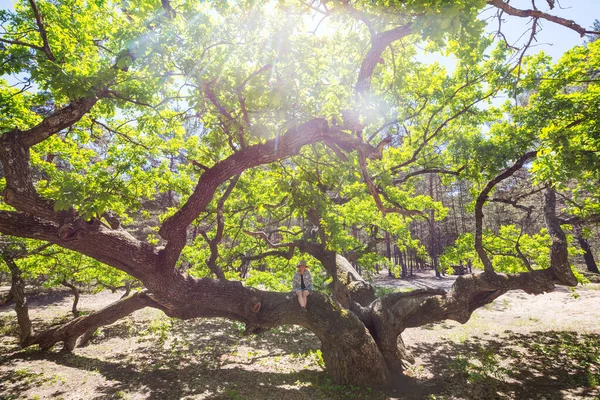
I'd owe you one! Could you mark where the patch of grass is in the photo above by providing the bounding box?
[313,376,376,399]
[139,316,172,344]
[527,332,600,387]
[224,387,243,400]
[0,316,19,336]
[231,320,245,334]
[4,366,53,388]
[113,390,132,400]
[412,330,600,399]
[448,346,512,384]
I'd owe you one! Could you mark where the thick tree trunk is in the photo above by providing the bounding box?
[574,225,599,273]
[4,257,32,346]
[20,254,579,387]
[298,239,375,308]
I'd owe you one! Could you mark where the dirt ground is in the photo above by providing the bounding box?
[1,272,600,400]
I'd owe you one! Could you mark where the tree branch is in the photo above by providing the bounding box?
[356,24,412,93]
[543,187,578,285]
[203,82,245,149]
[244,230,299,249]
[22,290,161,351]
[158,119,384,269]
[559,214,600,226]
[489,197,534,214]
[392,166,465,185]
[201,175,240,281]
[0,211,159,280]
[27,0,55,61]
[359,154,424,217]
[338,0,376,38]
[487,0,599,37]
[474,151,537,273]
[0,37,45,53]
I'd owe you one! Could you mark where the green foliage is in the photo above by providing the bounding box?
[308,348,325,369]
[243,270,290,292]
[0,0,597,295]
[140,317,173,345]
[0,236,133,293]
[441,227,585,278]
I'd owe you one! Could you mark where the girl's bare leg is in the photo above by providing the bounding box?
[302,290,310,307]
[296,291,306,308]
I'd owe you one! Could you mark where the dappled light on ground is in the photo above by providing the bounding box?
[2,278,600,399]
[409,331,600,399]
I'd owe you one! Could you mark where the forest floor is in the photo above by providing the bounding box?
[1,271,600,400]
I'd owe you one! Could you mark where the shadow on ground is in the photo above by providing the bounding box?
[408,330,600,399]
[1,318,380,400]
[2,317,599,400]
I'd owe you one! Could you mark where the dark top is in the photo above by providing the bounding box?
[300,274,306,290]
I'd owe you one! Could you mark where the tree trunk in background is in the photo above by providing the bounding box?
[62,280,80,317]
[544,188,578,286]
[429,174,440,277]
[450,181,460,237]
[120,281,132,299]
[575,225,599,273]
[385,231,393,277]
[458,180,467,234]
[400,249,407,279]
[4,257,32,346]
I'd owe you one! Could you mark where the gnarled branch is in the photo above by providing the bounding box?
[487,0,599,37]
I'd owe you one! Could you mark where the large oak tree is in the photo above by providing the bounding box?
[1,0,599,386]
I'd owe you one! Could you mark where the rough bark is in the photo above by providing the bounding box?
[0,130,394,384]
[15,238,579,386]
[4,257,32,346]
[21,277,388,385]
[298,243,375,309]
